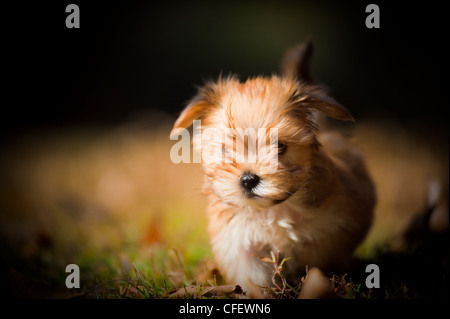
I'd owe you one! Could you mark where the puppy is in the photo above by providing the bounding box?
[171,42,376,298]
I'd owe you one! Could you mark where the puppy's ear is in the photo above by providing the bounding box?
[171,100,208,137]
[283,42,354,121]
[281,41,314,83]
[171,85,217,137]
[295,85,354,122]
[304,91,355,122]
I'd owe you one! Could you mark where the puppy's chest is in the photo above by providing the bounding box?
[220,204,311,257]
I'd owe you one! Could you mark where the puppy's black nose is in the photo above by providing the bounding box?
[240,172,261,192]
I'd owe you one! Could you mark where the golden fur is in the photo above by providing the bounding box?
[171,43,376,298]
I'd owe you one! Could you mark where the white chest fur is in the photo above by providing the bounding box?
[208,197,323,294]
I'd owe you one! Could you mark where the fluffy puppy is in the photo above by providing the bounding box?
[171,42,376,298]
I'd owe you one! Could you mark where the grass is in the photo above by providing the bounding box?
[0,119,448,299]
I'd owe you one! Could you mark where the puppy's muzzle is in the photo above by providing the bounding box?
[240,172,261,197]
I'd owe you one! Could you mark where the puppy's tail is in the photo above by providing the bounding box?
[281,41,330,129]
[280,41,314,83]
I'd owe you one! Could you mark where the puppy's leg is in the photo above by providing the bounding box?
[206,205,274,297]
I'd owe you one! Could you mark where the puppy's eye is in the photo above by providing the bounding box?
[278,142,287,156]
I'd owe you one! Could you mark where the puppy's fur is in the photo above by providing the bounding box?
[172,42,376,298]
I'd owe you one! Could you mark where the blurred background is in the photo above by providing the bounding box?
[0,0,447,298]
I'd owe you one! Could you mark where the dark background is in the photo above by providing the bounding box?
[2,0,448,142]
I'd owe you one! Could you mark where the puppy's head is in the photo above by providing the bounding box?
[172,42,353,210]
[171,75,353,209]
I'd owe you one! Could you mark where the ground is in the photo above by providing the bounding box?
[0,118,448,299]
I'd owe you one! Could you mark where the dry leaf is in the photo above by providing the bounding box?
[167,284,245,299]
[202,285,244,298]
[298,267,338,299]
